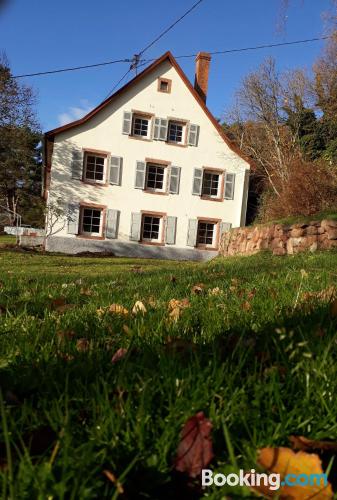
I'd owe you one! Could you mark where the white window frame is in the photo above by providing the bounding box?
[201,170,224,199]
[80,207,104,237]
[132,115,151,139]
[196,220,219,249]
[145,163,168,193]
[167,121,186,145]
[83,153,107,184]
[141,214,164,243]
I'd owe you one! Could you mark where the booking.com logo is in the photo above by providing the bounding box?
[202,469,328,490]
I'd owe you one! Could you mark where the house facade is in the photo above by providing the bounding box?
[43,51,251,260]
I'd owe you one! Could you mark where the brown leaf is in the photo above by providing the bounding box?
[76,338,90,352]
[132,300,147,315]
[108,304,129,316]
[80,287,92,296]
[191,283,205,295]
[102,470,124,494]
[174,411,214,478]
[250,446,333,499]
[247,287,257,300]
[241,301,251,311]
[122,324,131,334]
[54,304,76,314]
[168,298,190,311]
[170,275,177,283]
[51,297,66,309]
[169,307,181,323]
[111,348,127,364]
[290,435,337,453]
[208,287,222,296]
[56,330,76,344]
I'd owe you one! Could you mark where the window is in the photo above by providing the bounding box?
[132,116,150,138]
[168,121,184,144]
[84,154,106,183]
[158,78,171,93]
[145,163,167,192]
[197,221,217,247]
[141,215,162,242]
[202,171,221,197]
[81,207,103,236]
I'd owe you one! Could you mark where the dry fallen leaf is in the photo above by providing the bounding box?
[108,304,129,316]
[102,470,124,494]
[111,348,128,364]
[122,324,131,335]
[208,287,222,296]
[132,300,147,315]
[191,283,205,295]
[56,330,76,344]
[80,287,92,296]
[290,435,337,453]
[76,338,90,352]
[241,301,251,311]
[96,307,106,318]
[169,307,181,323]
[174,411,214,478]
[168,298,190,311]
[250,446,333,499]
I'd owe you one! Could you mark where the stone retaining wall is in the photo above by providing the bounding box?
[219,219,337,257]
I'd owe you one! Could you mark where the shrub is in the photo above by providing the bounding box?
[258,159,337,221]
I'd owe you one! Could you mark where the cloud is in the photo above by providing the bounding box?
[58,99,92,126]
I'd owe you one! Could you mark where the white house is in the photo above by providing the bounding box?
[43,51,251,260]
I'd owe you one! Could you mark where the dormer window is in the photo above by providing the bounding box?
[158,78,171,93]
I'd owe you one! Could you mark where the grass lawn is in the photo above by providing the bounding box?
[0,249,337,498]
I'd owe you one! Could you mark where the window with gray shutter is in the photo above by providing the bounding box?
[130,212,142,241]
[188,124,200,146]
[106,209,120,239]
[71,150,83,179]
[134,161,146,189]
[169,166,181,194]
[122,111,132,135]
[109,156,122,185]
[192,168,203,195]
[153,118,168,141]
[224,173,236,200]
[186,219,198,247]
[165,216,177,245]
[67,203,80,234]
[220,222,232,236]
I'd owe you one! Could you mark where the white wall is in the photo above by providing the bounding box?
[48,59,250,252]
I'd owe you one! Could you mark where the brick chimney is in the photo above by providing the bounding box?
[194,52,211,102]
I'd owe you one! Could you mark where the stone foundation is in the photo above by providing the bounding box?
[219,219,337,257]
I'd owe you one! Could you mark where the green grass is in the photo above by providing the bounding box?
[0,249,337,499]
[0,235,16,247]
[254,208,337,227]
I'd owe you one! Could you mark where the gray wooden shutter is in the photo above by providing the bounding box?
[165,216,177,245]
[188,124,200,146]
[71,150,83,180]
[192,168,203,195]
[130,212,142,241]
[134,161,146,189]
[106,209,120,239]
[220,222,232,236]
[153,117,161,140]
[122,111,132,135]
[159,118,168,141]
[224,173,236,200]
[67,203,80,234]
[109,156,122,186]
[186,219,198,247]
[169,166,181,194]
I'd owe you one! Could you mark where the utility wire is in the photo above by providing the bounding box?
[138,0,205,56]
[12,35,331,80]
[103,0,205,100]
[103,68,133,100]
[13,58,132,79]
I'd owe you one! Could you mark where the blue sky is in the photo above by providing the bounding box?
[0,0,332,131]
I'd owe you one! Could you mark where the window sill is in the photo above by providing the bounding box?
[166,141,188,148]
[143,189,169,196]
[196,245,219,251]
[129,135,152,142]
[140,240,165,247]
[76,234,105,240]
[200,195,223,202]
[82,179,108,187]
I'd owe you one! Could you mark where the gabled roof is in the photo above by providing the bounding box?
[45,51,251,166]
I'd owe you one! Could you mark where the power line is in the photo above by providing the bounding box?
[103,0,205,99]
[138,0,205,57]
[11,35,331,80]
[103,68,133,101]
[12,58,132,79]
